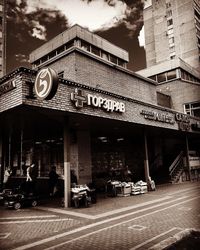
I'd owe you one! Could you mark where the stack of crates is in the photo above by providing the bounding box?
[116,182,131,197]
[130,183,141,195]
[135,181,148,194]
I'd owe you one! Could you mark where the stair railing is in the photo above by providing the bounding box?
[169,151,184,179]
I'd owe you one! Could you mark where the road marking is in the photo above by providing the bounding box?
[0,218,73,224]
[128,225,147,230]
[0,215,57,220]
[13,195,199,250]
[37,195,175,220]
[37,185,200,220]
[178,206,192,211]
[0,233,11,239]
[129,227,182,250]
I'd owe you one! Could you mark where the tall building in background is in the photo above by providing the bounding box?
[137,0,200,118]
[0,0,6,77]
[144,0,199,70]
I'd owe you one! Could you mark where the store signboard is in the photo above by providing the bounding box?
[71,88,125,113]
[0,80,16,96]
[140,110,175,124]
[175,113,190,131]
[34,68,58,100]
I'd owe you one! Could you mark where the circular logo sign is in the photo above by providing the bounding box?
[34,68,58,100]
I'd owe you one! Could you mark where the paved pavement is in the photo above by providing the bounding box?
[0,181,199,250]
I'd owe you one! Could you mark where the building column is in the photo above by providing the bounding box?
[185,134,191,181]
[20,127,23,176]
[144,130,150,187]
[63,117,71,208]
[0,131,2,185]
[8,128,12,168]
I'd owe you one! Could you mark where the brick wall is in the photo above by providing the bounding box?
[157,80,200,112]
[1,68,199,133]
[45,51,157,105]
[0,72,23,113]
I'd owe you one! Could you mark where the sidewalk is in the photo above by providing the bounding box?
[38,181,200,218]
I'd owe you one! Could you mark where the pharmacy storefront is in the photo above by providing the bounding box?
[0,67,200,203]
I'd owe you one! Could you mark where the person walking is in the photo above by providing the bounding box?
[26,163,38,194]
[3,167,12,189]
[49,166,59,196]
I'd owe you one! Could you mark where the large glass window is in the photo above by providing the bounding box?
[166,70,176,80]
[110,54,118,64]
[101,51,109,61]
[157,73,166,83]
[184,102,200,117]
[91,45,100,56]
[80,40,90,52]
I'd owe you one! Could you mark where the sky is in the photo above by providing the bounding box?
[7,0,147,73]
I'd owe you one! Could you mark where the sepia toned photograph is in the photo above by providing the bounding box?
[0,0,200,249]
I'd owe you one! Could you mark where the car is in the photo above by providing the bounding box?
[3,188,38,210]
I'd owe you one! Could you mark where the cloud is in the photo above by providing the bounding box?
[138,25,145,47]
[31,20,47,40]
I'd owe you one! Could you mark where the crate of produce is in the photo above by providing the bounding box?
[116,182,131,197]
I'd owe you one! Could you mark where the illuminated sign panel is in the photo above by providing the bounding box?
[34,68,58,100]
[71,88,125,113]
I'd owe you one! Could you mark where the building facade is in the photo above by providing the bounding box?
[143,0,200,71]
[0,25,200,206]
[137,0,200,121]
[0,0,6,77]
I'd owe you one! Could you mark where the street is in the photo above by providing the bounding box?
[0,182,199,250]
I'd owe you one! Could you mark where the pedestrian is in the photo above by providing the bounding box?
[123,165,132,182]
[49,166,59,196]
[26,163,38,194]
[71,169,78,187]
[3,167,12,189]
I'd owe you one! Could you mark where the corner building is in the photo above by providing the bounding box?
[0,25,200,203]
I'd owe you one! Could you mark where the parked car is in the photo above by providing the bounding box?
[3,187,38,210]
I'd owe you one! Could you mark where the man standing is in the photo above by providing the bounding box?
[27,163,38,194]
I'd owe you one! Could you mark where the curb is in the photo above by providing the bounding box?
[149,228,199,250]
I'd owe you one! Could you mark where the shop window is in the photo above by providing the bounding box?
[91,45,100,56]
[157,73,166,83]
